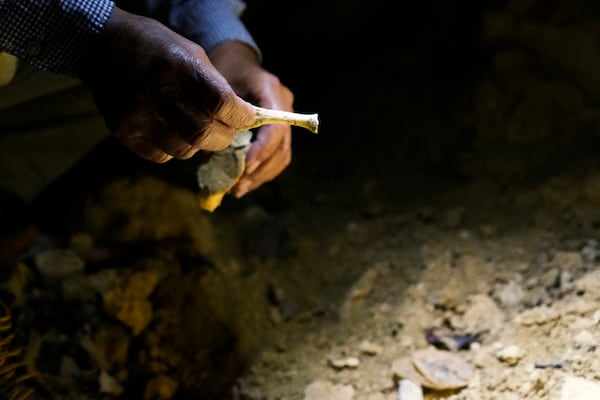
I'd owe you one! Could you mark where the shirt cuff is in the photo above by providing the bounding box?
[167,0,262,63]
[0,0,115,75]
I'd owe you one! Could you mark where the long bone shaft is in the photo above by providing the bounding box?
[243,106,319,134]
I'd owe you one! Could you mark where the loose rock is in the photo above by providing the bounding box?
[398,379,423,400]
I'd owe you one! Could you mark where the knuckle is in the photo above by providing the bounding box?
[193,129,230,151]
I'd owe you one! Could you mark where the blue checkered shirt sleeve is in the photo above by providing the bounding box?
[169,0,261,61]
[0,0,115,75]
[143,0,262,62]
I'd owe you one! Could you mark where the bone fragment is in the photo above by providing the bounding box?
[244,106,319,134]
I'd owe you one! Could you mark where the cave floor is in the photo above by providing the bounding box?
[4,141,600,400]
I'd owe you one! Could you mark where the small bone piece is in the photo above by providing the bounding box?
[244,106,319,134]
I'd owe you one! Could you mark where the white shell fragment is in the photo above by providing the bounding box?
[329,357,360,370]
[392,349,475,391]
[411,349,475,390]
[392,357,437,388]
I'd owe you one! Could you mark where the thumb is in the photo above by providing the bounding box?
[216,94,257,130]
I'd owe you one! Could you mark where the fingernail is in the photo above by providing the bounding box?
[234,180,252,198]
[246,161,261,174]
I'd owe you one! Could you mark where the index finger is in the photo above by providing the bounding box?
[245,123,291,173]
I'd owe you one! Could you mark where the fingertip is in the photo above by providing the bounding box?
[246,160,261,175]
[154,153,173,163]
[232,179,252,198]
[178,150,198,160]
[127,136,174,164]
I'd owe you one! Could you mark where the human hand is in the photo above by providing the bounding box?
[208,41,294,198]
[76,8,257,163]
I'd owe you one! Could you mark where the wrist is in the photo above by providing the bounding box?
[209,41,259,70]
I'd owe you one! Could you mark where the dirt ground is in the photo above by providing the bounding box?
[6,145,600,400]
[3,1,600,399]
[232,160,600,400]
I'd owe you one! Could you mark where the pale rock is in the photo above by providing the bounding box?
[594,310,600,323]
[524,286,551,307]
[515,305,561,326]
[590,358,600,378]
[561,297,598,315]
[494,280,525,307]
[473,348,496,369]
[574,269,600,300]
[329,357,360,370]
[358,340,382,356]
[525,276,540,289]
[496,345,524,366]
[99,371,123,396]
[560,375,600,400]
[452,294,505,333]
[581,240,599,262]
[572,330,597,351]
[34,249,85,279]
[397,379,423,400]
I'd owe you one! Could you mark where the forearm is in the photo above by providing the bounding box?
[0,0,115,75]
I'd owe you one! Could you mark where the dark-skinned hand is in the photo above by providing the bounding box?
[77,7,257,163]
[209,41,294,198]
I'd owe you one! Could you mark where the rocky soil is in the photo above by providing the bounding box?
[6,152,600,400]
[4,1,600,399]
